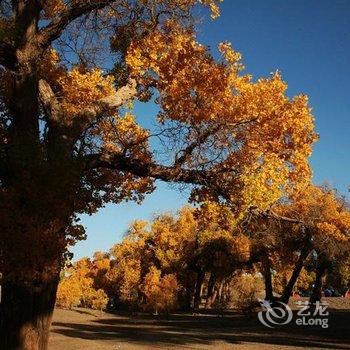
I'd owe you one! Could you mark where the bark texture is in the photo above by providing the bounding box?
[0,278,59,350]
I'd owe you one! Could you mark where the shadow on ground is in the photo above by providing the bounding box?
[51,309,350,349]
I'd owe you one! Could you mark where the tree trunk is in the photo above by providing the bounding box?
[309,265,326,304]
[223,282,230,303]
[199,280,205,299]
[193,270,205,310]
[209,289,218,307]
[262,256,274,301]
[217,281,224,302]
[280,247,311,304]
[205,273,216,308]
[0,277,59,350]
[183,277,194,311]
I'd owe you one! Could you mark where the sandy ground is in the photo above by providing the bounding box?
[49,298,350,350]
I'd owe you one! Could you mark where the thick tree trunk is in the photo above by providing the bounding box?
[309,265,326,304]
[0,277,59,350]
[205,273,216,308]
[207,279,223,307]
[262,256,274,301]
[183,277,194,311]
[280,247,311,304]
[193,270,205,310]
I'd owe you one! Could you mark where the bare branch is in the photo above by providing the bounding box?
[174,117,258,167]
[174,125,221,166]
[37,0,116,50]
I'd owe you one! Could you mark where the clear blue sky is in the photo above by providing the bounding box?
[71,0,350,260]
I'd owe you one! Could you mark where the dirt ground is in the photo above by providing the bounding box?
[49,298,350,350]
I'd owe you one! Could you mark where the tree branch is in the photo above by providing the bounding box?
[38,79,60,121]
[39,78,138,159]
[83,151,236,202]
[39,78,137,121]
[84,152,213,187]
[174,125,221,166]
[249,207,304,225]
[37,0,116,50]
[79,79,137,119]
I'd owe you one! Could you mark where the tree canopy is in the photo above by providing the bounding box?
[56,187,350,313]
[0,1,322,349]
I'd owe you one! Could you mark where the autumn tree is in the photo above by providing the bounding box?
[272,265,315,296]
[91,289,109,312]
[107,220,150,309]
[247,185,350,304]
[55,257,108,310]
[106,205,251,311]
[188,203,251,309]
[105,209,195,310]
[325,256,350,296]
[240,205,304,302]
[141,266,180,314]
[0,1,317,349]
[277,186,349,303]
[55,275,81,309]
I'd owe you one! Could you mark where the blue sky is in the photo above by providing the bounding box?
[71,0,350,260]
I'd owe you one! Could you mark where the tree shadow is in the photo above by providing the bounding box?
[51,309,350,349]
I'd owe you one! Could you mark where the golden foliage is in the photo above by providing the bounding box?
[91,289,109,311]
[0,0,319,289]
[56,276,81,309]
[199,0,222,19]
[58,68,116,117]
[39,51,116,118]
[141,266,180,312]
[56,257,109,310]
[126,21,316,214]
[279,185,350,244]
[56,191,349,313]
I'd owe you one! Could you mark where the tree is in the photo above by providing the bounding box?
[56,275,81,309]
[281,185,350,303]
[56,258,108,311]
[100,206,251,311]
[141,266,180,314]
[90,289,108,312]
[106,220,151,310]
[273,265,315,296]
[248,185,350,304]
[189,203,251,309]
[244,207,308,302]
[0,1,316,349]
[325,256,350,296]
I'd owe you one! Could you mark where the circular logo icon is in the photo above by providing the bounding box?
[258,299,293,328]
